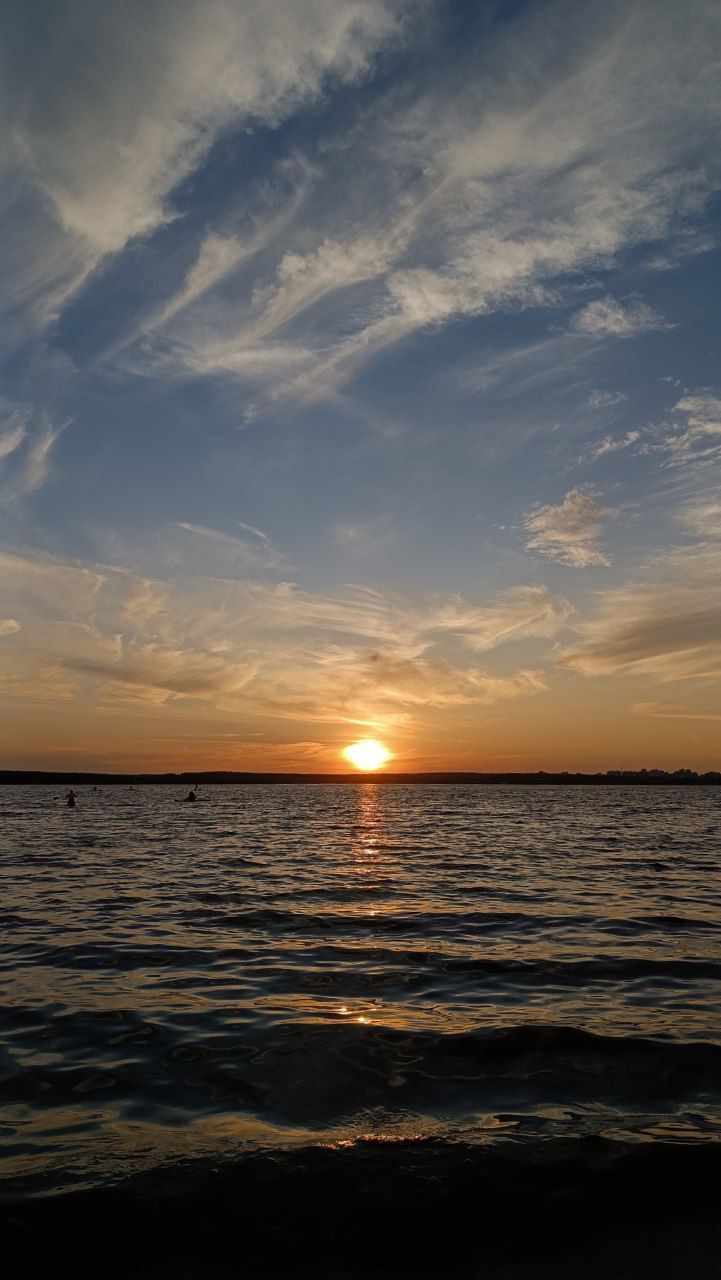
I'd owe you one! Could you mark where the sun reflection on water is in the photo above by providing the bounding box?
[329,786,390,1028]
[352,783,384,870]
[6,782,719,1191]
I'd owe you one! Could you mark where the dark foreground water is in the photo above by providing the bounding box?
[1,783,720,1277]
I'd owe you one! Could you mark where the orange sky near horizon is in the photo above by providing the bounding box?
[2,678,719,774]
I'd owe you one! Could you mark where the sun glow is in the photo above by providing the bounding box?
[342,739,391,771]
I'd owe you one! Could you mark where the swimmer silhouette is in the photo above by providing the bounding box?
[66,790,77,808]
[185,790,197,802]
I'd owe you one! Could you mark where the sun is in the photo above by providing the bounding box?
[342,739,391,771]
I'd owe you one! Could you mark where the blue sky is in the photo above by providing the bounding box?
[1,0,720,771]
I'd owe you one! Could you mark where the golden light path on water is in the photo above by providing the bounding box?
[2,782,720,1194]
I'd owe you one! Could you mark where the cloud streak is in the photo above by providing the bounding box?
[126,0,721,402]
[588,432,641,460]
[662,393,721,467]
[1,1,720,771]
[561,543,721,680]
[0,407,63,501]
[523,488,615,567]
[176,521,288,570]
[569,296,669,339]
[0,0,405,331]
[0,411,27,462]
[0,550,570,729]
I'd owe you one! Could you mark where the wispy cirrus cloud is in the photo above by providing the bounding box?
[105,155,320,361]
[0,410,28,462]
[14,417,62,498]
[586,431,641,461]
[523,488,615,567]
[0,0,406,333]
[2,0,717,405]
[176,520,288,570]
[569,296,670,339]
[1,2,721,772]
[632,701,721,721]
[561,542,721,681]
[661,392,721,467]
[448,585,575,651]
[123,0,721,405]
[0,405,63,501]
[587,390,628,409]
[677,500,721,539]
[0,548,570,727]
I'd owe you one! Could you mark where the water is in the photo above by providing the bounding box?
[1,783,720,1200]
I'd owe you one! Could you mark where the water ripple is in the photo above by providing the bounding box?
[0,782,719,1194]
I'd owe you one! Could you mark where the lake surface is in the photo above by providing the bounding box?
[1,783,720,1198]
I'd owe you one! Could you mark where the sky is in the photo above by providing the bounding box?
[1,0,720,774]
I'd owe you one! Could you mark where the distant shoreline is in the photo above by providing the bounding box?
[1,769,719,785]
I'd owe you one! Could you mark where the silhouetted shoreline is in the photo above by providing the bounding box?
[1,768,719,785]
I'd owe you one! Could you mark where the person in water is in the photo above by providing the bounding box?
[185,790,196,802]
[66,790,77,807]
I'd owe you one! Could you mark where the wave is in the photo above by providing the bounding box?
[2,1017,719,1122]
[3,1135,721,1278]
[21,931,721,978]
[172,905,721,936]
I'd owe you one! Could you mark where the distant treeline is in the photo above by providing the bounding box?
[1,769,719,785]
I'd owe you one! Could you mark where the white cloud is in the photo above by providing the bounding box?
[337,525,365,543]
[645,229,716,270]
[176,520,288,569]
[523,488,615,567]
[0,411,28,462]
[448,585,574,651]
[586,390,628,408]
[0,0,404,330]
[107,158,319,359]
[0,409,63,501]
[138,0,721,402]
[561,543,721,680]
[38,1,400,252]
[17,418,61,496]
[677,500,721,539]
[676,395,721,422]
[0,620,20,637]
[3,0,700,402]
[0,549,568,727]
[661,392,721,467]
[631,701,721,721]
[146,234,260,332]
[455,334,596,400]
[589,430,641,460]
[569,296,669,338]
[254,235,400,338]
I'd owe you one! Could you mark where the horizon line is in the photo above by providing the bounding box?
[1,768,720,785]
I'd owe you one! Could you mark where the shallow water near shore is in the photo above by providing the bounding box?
[1,781,720,1208]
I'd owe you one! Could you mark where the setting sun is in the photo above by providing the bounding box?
[342,740,391,771]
